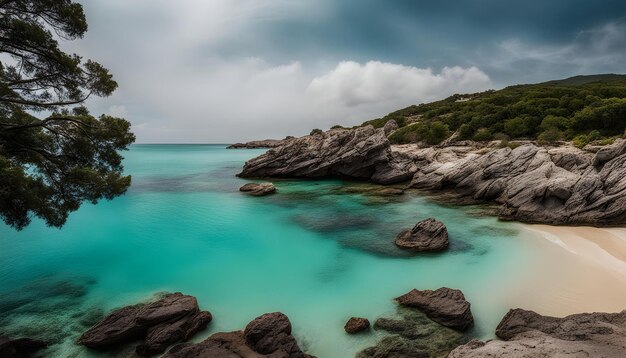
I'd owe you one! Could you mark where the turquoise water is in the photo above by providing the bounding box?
[0,145,537,357]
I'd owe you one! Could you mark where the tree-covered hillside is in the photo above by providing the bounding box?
[361,74,626,147]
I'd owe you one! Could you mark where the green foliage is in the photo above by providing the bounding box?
[310,128,323,135]
[359,74,626,144]
[473,128,493,142]
[330,125,343,129]
[388,121,450,145]
[0,1,135,230]
[537,128,563,144]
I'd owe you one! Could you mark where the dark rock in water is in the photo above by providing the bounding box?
[449,309,626,357]
[0,335,47,358]
[344,317,370,334]
[358,307,469,358]
[395,288,474,331]
[79,292,211,356]
[239,182,277,196]
[394,218,449,252]
[163,312,312,358]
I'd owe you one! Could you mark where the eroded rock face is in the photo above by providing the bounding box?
[383,120,399,135]
[395,288,474,331]
[344,317,370,334]
[79,292,211,356]
[237,124,626,225]
[163,312,311,358]
[394,218,449,251]
[239,183,277,196]
[238,126,393,181]
[449,309,626,357]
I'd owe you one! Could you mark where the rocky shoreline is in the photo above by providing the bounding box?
[238,124,626,226]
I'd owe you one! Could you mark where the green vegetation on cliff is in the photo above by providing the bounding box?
[363,74,626,146]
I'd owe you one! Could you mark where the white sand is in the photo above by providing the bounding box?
[512,225,626,317]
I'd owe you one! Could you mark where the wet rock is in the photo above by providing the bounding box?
[79,292,211,356]
[395,288,474,331]
[394,218,449,252]
[344,317,370,334]
[163,312,311,358]
[239,182,277,196]
[358,307,469,358]
[0,335,47,358]
[449,309,626,357]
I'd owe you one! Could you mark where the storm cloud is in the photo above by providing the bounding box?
[69,0,626,142]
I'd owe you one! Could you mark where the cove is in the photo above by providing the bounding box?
[1,144,545,357]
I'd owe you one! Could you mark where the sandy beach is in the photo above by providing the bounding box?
[513,224,626,317]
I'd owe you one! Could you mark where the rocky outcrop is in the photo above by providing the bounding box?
[238,124,626,225]
[395,288,474,331]
[239,182,277,196]
[383,119,399,135]
[163,312,312,358]
[344,317,370,334]
[449,309,626,357]
[394,218,449,251]
[0,335,47,358]
[238,126,393,181]
[228,137,294,149]
[79,292,211,356]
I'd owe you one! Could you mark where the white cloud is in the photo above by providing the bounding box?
[308,61,491,107]
[70,1,492,143]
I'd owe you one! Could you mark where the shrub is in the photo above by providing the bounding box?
[537,128,563,144]
[310,128,323,136]
[473,128,493,141]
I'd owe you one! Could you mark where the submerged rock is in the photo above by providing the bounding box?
[0,335,47,358]
[79,292,211,356]
[344,317,370,334]
[358,307,469,358]
[394,218,449,251]
[449,309,626,357]
[395,288,474,331]
[163,312,312,358]
[239,182,277,196]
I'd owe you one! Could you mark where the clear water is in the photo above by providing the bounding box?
[0,145,538,357]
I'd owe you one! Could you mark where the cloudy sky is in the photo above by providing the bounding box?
[68,0,626,143]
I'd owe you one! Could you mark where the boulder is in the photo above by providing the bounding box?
[239,183,277,196]
[0,335,47,358]
[395,288,474,331]
[238,126,392,181]
[344,317,370,334]
[449,309,626,357]
[163,312,311,358]
[394,218,449,251]
[79,292,211,356]
[383,119,399,135]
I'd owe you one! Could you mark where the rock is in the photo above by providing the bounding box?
[238,126,392,181]
[79,292,211,356]
[344,317,370,334]
[449,309,626,357]
[394,218,449,251]
[238,129,626,225]
[383,119,399,135]
[163,312,311,358]
[239,182,277,196]
[0,335,47,358]
[395,288,474,331]
[358,307,469,358]
[227,138,292,149]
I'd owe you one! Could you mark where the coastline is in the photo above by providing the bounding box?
[514,224,626,317]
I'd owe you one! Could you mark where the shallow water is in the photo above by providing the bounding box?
[0,145,539,357]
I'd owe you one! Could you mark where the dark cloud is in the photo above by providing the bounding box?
[68,1,626,143]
